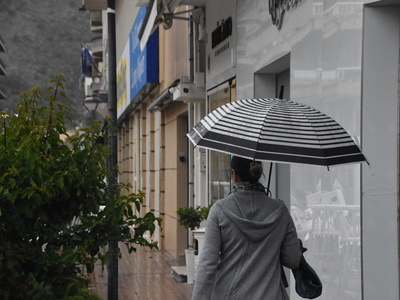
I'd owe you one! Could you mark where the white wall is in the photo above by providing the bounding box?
[237,0,367,298]
[362,6,400,300]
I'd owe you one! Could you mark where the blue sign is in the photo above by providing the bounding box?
[130,7,159,101]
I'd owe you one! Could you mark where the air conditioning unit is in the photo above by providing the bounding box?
[172,82,205,103]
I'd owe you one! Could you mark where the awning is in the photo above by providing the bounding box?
[118,81,158,126]
[147,79,180,111]
[147,77,205,112]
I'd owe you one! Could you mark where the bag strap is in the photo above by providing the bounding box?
[281,265,289,288]
[281,239,305,288]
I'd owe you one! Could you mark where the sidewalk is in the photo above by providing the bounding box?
[90,244,194,300]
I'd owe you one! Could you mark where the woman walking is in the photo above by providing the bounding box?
[191,156,302,300]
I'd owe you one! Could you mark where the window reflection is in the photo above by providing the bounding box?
[290,165,361,300]
[207,81,234,204]
[209,152,231,204]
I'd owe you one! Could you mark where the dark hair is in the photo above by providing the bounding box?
[231,156,263,183]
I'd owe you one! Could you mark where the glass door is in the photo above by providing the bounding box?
[207,79,236,204]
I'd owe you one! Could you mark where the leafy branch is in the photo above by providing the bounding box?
[0,75,162,299]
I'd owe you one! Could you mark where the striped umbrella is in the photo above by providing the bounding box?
[187,98,367,167]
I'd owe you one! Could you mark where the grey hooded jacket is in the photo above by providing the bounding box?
[191,184,302,300]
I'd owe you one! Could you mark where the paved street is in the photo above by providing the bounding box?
[91,244,193,300]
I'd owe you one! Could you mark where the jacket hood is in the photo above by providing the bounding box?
[219,195,286,242]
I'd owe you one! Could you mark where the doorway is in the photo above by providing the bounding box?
[254,53,291,207]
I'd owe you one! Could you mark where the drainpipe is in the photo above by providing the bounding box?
[188,103,194,248]
[106,0,118,299]
[187,8,195,248]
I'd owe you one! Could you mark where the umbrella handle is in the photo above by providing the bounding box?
[279,86,284,99]
[267,162,273,196]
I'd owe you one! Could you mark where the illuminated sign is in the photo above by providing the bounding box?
[117,6,159,120]
[117,42,130,118]
[130,6,159,101]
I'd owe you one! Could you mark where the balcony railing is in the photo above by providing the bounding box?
[90,11,102,26]
[91,37,103,60]
[90,10,103,33]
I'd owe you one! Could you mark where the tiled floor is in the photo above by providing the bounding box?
[91,244,194,300]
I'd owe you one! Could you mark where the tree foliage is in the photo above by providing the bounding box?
[0,74,162,299]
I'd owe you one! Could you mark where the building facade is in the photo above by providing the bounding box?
[233,1,399,299]
[81,0,400,299]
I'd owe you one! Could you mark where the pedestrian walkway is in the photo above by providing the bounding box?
[91,243,194,300]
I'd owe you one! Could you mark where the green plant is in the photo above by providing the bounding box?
[64,288,103,300]
[199,203,213,220]
[177,203,214,231]
[0,74,162,299]
[177,206,206,230]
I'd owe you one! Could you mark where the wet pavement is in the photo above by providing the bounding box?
[90,243,193,300]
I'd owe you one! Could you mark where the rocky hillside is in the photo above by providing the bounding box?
[0,0,95,128]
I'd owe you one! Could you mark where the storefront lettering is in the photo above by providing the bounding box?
[214,42,229,57]
[131,57,145,91]
[211,17,232,49]
[269,0,302,30]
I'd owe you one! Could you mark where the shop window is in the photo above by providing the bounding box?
[207,79,236,203]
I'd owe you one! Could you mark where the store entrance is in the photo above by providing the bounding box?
[254,54,291,208]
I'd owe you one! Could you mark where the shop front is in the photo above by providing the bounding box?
[233,0,400,299]
[190,0,400,299]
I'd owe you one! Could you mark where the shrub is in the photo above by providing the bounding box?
[0,74,162,299]
[177,204,213,231]
[177,206,203,230]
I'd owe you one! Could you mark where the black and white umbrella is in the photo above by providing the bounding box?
[187,98,367,168]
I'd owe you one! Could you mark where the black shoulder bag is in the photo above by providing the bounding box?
[281,239,322,299]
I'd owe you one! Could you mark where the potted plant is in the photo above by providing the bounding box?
[177,205,213,284]
[198,203,213,221]
[177,206,205,284]
[177,206,204,231]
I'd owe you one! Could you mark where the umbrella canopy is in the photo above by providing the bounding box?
[187,98,367,167]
